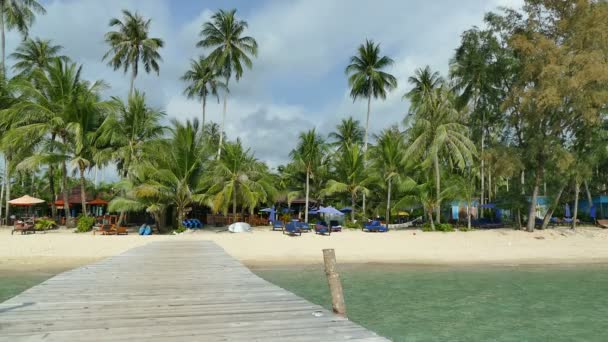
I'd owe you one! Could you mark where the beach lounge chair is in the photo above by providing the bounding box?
[115,226,129,235]
[11,221,36,235]
[191,219,203,228]
[296,221,311,232]
[329,220,342,232]
[315,221,331,235]
[272,220,284,231]
[363,220,388,232]
[283,222,302,236]
[94,224,116,235]
[597,219,608,228]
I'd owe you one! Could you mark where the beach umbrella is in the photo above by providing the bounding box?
[228,222,252,233]
[565,204,571,218]
[317,206,344,216]
[339,207,352,213]
[8,195,45,206]
[260,208,273,212]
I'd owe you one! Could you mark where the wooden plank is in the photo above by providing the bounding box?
[0,241,388,341]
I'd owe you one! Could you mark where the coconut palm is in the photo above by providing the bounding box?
[98,91,165,179]
[404,66,444,111]
[201,140,276,218]
[324,144,371,221]
[10,37,68,75]
[372,125,408,227]
[328,117,364,151]
[0,0,45,72]
[290,129,326,223]
[345,39,397,152]
[404,86,476,224]
[103,10,164,96]
[197,9,258,158]
[181,56,227,128]
[5,59,93,222]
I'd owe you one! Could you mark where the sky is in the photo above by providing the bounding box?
[7,0,523,179]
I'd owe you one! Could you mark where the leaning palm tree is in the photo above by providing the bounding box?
[404,66,444,111]
[324,144,371,221]
[197,9,258,158]
[0,0,46,72]
[103,9,164,96]
[404,86,476,224]
[10,37,68,75]
[290,129,326,223]
[181,56,227,128]
[328,117,364,152]
[345,39,397,152]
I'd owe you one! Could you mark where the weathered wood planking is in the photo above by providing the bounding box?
[0,241,388,341]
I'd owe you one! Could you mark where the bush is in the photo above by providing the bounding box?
[35,218,57,231]
[174,226,187,234]
[344,221,360,229]
[76,215,96,233]
[421,223,454,232]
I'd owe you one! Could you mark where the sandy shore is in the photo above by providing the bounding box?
[2,225,608,271]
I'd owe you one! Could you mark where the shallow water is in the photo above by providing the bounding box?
[0,272,54,302]
[253,263,608,342]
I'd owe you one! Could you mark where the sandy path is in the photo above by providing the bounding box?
[2,226,608,270]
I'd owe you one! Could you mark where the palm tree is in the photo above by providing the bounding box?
[395,179,453,231]
[372,125,407,228]
[144,119,208,227]
[197,9,258,158]
[345,39,397,152]
[181,56,227,128]
[324,144,371,221]
[201,140,276,218]
[328,117,364,151]
[290,129,326,223]
[103,10,164,96]
[404,86,476,224]
[6,59,92,222]
[0,0,45,72]
[98,91,165,179]
[10,37,67,75]
[404,66,444,113]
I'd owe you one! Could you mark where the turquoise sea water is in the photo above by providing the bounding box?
[0,273,52,302]
[253,264,608,342]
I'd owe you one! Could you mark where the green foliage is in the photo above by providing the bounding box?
[76,215,95,233]
[34,218,57,231]
[422,222,454,232]
[174,226,187,234]
[344,221,360,229]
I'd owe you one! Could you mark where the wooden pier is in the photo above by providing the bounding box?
[0,241,387,341]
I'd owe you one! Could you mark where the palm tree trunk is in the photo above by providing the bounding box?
[526,167,542,232]
[304,169,310,223]
[129,68,136,97]
[385,178,392,229]
[427,208,435,231]
[541,184,565,230]
[488,167,492,203]
[433,154,441,224]
[79,165,87,217]
[466,203,471,230]
[572,181,580,230]
[480,122,485,218]
[217,79,230,159]
[0,0,5,75]
[49,164,57,219]
[4,155,9,223]
[232,184,237,220]
[201,96,207,129]
[351,193,355,222]
[0,167,4,222]
[61,160,71,223]
[361,92,372,220]
[584,181,593,216]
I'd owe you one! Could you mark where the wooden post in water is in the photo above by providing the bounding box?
[322,248,346,317]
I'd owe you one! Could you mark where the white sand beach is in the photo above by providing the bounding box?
[2,226,608,271]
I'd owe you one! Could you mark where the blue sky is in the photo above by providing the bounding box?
[13,0,523,180]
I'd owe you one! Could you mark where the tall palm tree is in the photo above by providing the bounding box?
[98,91,165,179]
[328,117,364,151]
[201,140,276,218]
[197,9,258,158]
[10,37,67,75]
[6,59,92,222]
[404,86,476,224]
[372,125,407,228]
[0,0,45,72]
[324,144,370,221]
[103,10,164,96]
[345,39,397,152]
[181,56,227,128]
[404,66,444,111]
[0,71,21,221]
[290,129,326,223]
